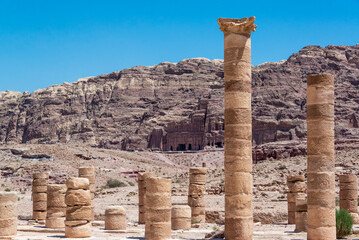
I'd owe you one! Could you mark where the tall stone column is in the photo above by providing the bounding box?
[307,73,336,240]
[217,17,256,240]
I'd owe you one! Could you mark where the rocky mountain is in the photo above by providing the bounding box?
[0,45,358,152]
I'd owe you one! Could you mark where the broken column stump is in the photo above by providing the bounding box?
[32,172,49,220]
[105,206,126,230]
[0,192,18,236]
[65,177,92,238]
[188,167,206,224]
[295,198,308,232]
[287,175,306,224]
[138,172,155,224]
[46,184,67,228]
[339,174,359,223]
[145,177,171,240]
[78,166,95,220]
[171,205,191,230]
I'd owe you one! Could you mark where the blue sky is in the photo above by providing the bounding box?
[1,0,359,92]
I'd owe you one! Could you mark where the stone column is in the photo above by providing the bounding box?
[295,198,308,232]
[105,206,126,230]
[188,167,206,224]
[171,205,191,230]
[217,16,257,240]
[32,172,49,220]
[138,172,154,224]
[145,177,171,240]
[307,73,336,239]
[78,166,95,220]
[287,175,306,224]
[46,184,67,228]
[0,192,17,236]
[339,174,359,223]
[65,178,92,238]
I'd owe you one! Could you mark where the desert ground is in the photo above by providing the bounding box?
[1,143,359,239]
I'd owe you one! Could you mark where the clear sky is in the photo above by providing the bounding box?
[1,0,359,93]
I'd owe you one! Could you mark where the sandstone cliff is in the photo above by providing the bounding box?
[0,45,358,151]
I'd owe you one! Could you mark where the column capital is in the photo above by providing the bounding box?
[218,17,257,35]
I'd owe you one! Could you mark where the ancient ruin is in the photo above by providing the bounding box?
[46,184,66,228]
[145,177,171,240]
[286,175,306,224]
[295,197,308,232]
[32,172,48,220]
[65,177,92,238]
[171,205,191,230]
[138,171,154,224]
[78,166,95,220]
[105,206,126,230]
[218,16,257,239]
[307,73,336,239]
[188,167,206,224]
[148,99,224,151]
[0,192,17,236]
[339,174,359,223]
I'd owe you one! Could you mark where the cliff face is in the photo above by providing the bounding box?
[0,45,358,150]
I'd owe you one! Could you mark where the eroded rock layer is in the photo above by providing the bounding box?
[0,45,358,150]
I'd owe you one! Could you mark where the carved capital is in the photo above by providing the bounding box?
[218,17,257,35]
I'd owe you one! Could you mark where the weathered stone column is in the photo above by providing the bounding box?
[188,167,206,224]
[295,198,308,233]
[171,205,191,230]
[46,184,67,228]
[287,175,306,224]
[138,172,155,224]
[0,192,17,236]
[32,172,49,220]
[218,16,256,240]
[78,166,95,220]
[145,177,171,240]
[339,174,359,223]
[105,206,126,230]
[307,73,336,239]
[65,178,92,238]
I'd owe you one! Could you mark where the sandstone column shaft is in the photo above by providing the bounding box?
[32,172,49,220]
[46,184,66,228]
[138,172,154,224]
[145,177,171,240]
[339,174,358,222]
[65,177,92,238]
[307,73,335,240]
[171,205,191,230]
[218,16,256,240]
[188,167,206,224]
[295,198,308,233]
[78,166,95,220]
[287,175,306,224]
[105,206,126,230]
[0,192,18,236]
